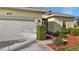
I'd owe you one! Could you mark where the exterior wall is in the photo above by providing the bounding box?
[48,22,54,32]
[48,17,74,32]
[66,18,74,28]
[48,17,63,32]
[0,8,42,18]
[0,8,43,26]
[48,18,56,32]
[0,8,44,39]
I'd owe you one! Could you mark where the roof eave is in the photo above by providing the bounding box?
[7,7,49,13]
[48,15,75,18]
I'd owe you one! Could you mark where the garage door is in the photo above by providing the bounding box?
[0,19,36,41]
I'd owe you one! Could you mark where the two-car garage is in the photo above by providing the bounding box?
[0,17,36,41]
[0,7,48,51]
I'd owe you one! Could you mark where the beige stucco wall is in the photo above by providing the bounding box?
[0,8,43,18]
[48,17,74,32]
[66,18,74,28]
[0,8,43,26]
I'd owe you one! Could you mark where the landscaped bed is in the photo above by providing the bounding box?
[46,27,79,51]
[47,34,79,51]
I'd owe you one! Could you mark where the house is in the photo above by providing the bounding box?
[0,7,48,41]
[42,11,75,33]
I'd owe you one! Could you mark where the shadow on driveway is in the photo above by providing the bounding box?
[0,39,26,49]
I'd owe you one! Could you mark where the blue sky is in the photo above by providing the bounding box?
[47,7,79,16]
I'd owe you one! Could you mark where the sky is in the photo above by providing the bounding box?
[47,7,79,16]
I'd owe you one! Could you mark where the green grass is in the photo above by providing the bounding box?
[58,45,79,51]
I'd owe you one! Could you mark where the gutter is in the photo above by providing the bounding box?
[4,7,49,13]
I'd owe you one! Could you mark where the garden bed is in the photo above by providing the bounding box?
[47,34,79,51]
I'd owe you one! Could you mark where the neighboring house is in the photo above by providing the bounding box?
[42,11,75,33]
[0,7,48,41]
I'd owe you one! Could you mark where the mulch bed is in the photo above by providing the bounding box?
[47,34,79,50]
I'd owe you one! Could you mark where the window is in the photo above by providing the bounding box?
[6,12,12,16]
[42,18,48,31]
[42,19,47,26]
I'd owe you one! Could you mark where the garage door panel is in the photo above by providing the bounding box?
[0,19,36,41]
[16,21,35,33]
[0,34,26,41]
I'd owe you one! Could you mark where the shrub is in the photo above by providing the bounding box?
[54,38,65,46]
[67,28,72,33]
[54,30,63,36]
[55,28,79,36]
[55,28,69,37]
[36,25,47,40]
[63,35,68,38]
[70,28,79,35]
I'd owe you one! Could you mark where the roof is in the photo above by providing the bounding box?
[48,11,75,18]
[6,7,48,13]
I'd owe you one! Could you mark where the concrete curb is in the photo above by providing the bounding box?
[36,40,54,51]
[0,39,35,51]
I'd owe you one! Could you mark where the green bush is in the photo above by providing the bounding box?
[63,35,68,38]
[54,38,65,46]
[55,28,79,36]
[55,28,69,37]
[70,28,79,35]
[36,25,47,40]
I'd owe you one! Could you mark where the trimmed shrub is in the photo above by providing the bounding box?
[36,25,47,40]
[54,38,65,46]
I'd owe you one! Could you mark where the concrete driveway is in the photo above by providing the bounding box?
[0,32,52,51]
[0,39,52,51]
[0,20,52,51]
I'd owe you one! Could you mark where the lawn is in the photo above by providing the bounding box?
[58,45,79,51]
[47,34,79,51]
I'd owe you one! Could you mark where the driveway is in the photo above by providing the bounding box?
[0,39,52,51]
[14,40,52,51]
[0,32,52,51]
[0,20,52,51]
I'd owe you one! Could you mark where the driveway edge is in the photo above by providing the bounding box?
[36,40,54,51]
[0,39,36,51]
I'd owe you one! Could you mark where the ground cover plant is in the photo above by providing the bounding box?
[47,34,79,50]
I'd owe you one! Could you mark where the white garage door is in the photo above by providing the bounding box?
[0,19,36,41]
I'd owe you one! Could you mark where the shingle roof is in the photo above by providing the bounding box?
[7,7,48,13]
[48,11,75,18]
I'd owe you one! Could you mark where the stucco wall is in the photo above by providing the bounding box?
[0,8,43,18]
[48,17,74,32]
[0,8,44,26]
[66,18,74,28]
